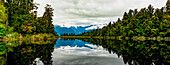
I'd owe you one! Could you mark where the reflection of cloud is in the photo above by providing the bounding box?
[53,44,119,58]
[34,0,167,27]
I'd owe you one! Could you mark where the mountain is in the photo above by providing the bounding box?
[54,25,105,36]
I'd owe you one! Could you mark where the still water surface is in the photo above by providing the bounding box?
[0,38,169,65]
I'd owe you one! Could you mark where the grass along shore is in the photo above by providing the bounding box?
[59,36,170,41]
[1,35,170,41]
[0,33,58,41]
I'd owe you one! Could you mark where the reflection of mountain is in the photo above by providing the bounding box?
[55,39,94,49]
[54,25,101,36]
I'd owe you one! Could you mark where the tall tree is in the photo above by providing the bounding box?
[166,0,170,14]
[41,4,57,35]
[0,1,6,24]
[0,1,7,38]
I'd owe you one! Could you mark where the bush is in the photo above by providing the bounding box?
[3,32,22,39]
[0,24,6,38]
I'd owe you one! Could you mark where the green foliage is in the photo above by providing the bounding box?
[2,0,57,36]
[0,24,6,38]
[7,26,14,34]
[0,42,6,55]
[0,2,6,38]
[61,33,76,36]
[4,32,56,40]
[3,32,22,39]
[0,42,6,65]
[79,1,170,37]
[0,3,6,24]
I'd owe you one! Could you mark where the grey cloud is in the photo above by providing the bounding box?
[34,0,167,26]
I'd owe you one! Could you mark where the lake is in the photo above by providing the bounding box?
[0,38,169,65]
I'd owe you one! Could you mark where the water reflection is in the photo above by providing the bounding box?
[4,40,56,65]
[78,38,170,65]
[55,39,95,49]
[0,42,6,65]
[52,38,125,65]
[0,39,169,65]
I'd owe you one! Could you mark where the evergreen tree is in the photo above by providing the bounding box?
[166,0,170,14]
[0,1,6,38]
[79,0,170,37]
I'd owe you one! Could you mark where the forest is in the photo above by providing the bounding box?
[1,0,170,40]
[78,0,170,38]
[0,0,57,40]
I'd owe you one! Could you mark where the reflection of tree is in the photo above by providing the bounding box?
[6,40,56,65]
[0,42,6,65]
[39,44,54,65]
[79,38,170,65]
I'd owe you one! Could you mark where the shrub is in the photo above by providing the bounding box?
[0,24,6,38]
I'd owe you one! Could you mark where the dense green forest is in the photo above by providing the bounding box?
[0,0,57,39]
[78,0,170,37]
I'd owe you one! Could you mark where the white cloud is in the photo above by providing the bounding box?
[55,17,118,27]
[53,44,118,57]
[34,0,167,27]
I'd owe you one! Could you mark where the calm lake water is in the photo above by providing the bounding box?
[0,38,169,65]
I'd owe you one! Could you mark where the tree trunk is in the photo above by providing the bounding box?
[6,9,8,29]
[6,20,8,29]
[26,0,27,11]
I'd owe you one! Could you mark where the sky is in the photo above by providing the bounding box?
[34,0,167,27]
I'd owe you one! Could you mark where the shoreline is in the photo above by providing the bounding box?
[1,36,169,41]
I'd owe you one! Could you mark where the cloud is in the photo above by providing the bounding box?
[34,0,167,27]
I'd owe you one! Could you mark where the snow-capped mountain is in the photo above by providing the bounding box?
[54,24,107,36]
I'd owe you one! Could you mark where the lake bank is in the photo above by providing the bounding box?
[1,36,170,41]
[59,36,170,41]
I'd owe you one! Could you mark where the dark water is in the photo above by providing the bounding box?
[0,38,169,65]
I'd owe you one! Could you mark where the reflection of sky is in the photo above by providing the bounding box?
[54,39,119,57]
[35,39,126,65]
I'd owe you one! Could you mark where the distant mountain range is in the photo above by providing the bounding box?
[54,24,106,36]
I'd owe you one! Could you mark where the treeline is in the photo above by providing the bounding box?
[0,0,57,39]
[78,0,170,37]
[60,33,76,36]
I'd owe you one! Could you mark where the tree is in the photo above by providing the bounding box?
[0,1,6,38]
[79,0,170,37]
[128,9,133,19]
[41,4,57,35]
[0,2,6,24]
[0,24,6,38]
[147,5,154,17]
[123,12,128,20]
[108,22,111,27]
[166,0,170,14]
